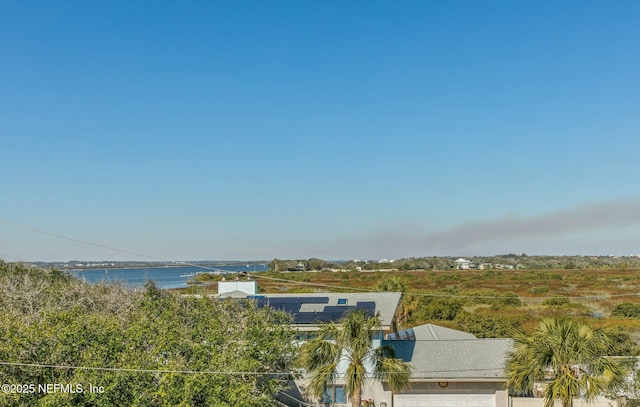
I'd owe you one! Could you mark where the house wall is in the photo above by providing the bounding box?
[393,382,509,407]
[511,397,618,407]
[293,379,509,407]
[292,378,392,406]
[361,380,394,406]
[217,280,257,294]
[396,381,507,395]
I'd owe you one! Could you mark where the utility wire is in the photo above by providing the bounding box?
[0,219,226,273]
[3,218,640,301]
[0,361,294,375]
[0,361,507,376]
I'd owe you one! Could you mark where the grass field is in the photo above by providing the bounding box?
[180,267,640,348]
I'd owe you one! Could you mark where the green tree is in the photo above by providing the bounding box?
[418,297,462,321]
[297,309,411,407]
[0,263,297,407]
[507,318,626,407]
[375,276,408,293]
[376,277,419,326]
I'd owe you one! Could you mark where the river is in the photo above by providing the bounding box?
[70,264,269,289]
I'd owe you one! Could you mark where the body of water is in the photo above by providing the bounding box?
[70,264,269,289]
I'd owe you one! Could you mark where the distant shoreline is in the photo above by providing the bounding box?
[25,260,269,271]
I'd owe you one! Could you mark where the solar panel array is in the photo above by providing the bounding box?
[247,296,377,324]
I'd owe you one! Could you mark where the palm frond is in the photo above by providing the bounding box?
[306,362,338,400]
[373,351,411,393]
[506,317,629,407]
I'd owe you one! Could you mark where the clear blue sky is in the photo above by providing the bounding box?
[2,1,639,261]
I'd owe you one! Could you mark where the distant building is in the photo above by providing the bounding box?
[217,280,257,296]
[454,258,472,269]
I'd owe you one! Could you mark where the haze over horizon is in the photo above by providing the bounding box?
[2,1,639,262]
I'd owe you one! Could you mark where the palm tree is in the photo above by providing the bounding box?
[297,309,411,407]
[507,317,626,407]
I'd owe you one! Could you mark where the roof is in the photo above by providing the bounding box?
[227,291,402,329]
[385,324,513,381]
[407,324,477,341]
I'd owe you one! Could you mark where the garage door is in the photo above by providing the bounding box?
[394,393,495,407]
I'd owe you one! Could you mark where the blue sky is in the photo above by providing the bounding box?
[1,1,639,261]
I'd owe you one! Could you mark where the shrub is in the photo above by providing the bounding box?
[453,310,520,338]
[611,303,640,318]
[417,297,462,321]
[542,296,571,307]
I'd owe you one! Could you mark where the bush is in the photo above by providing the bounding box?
[611,303,640,318]
[543,296,571,307]
[528,287,549,294]
[417,297,462,321]
[464,290,522,308]
[453,310,520,338]
[0,262,297,406]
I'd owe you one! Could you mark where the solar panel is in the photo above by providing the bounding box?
[252,298,269,308]
[313,313,336,323]
[247,297,377,324]
[293,312,318,324]
[268,297,302,304]
[323,305,356,313]
[281,303,301,313]
[356,301,376,316]
[300,297,329,304]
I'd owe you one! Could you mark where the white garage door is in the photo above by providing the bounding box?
[394,393,495,407]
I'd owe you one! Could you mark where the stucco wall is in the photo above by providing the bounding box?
[396,381,505,394]
[511,397,618,407]
[385,381,507,407]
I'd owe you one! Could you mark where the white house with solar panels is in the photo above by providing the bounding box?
[217,281,514,407]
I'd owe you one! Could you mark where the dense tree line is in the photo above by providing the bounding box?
[269,255,640,271]
[0,261,296,406]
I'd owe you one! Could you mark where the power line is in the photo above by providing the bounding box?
[0,219,224,273]
[3,218,640,301]
[0,361,294,376]
[0,361,506,376]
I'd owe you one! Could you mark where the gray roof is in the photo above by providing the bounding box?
[410,324,477,341]
[385,325,513,380]
[232,292,402,329]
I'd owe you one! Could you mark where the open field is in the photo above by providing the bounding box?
[179,268,640,347]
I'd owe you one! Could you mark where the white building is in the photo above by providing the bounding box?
[454,258,472,269]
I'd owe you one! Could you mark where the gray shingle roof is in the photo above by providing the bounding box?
[385,325,513,380]
[411,324,478,341]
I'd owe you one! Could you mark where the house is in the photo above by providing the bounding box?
[454,258,472,270]
[217,286,402,405]
[217,282,623,407]
[224,291,402,338]
[219,282,514,407]
[386,326,513,407]
[217,279,258,296]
